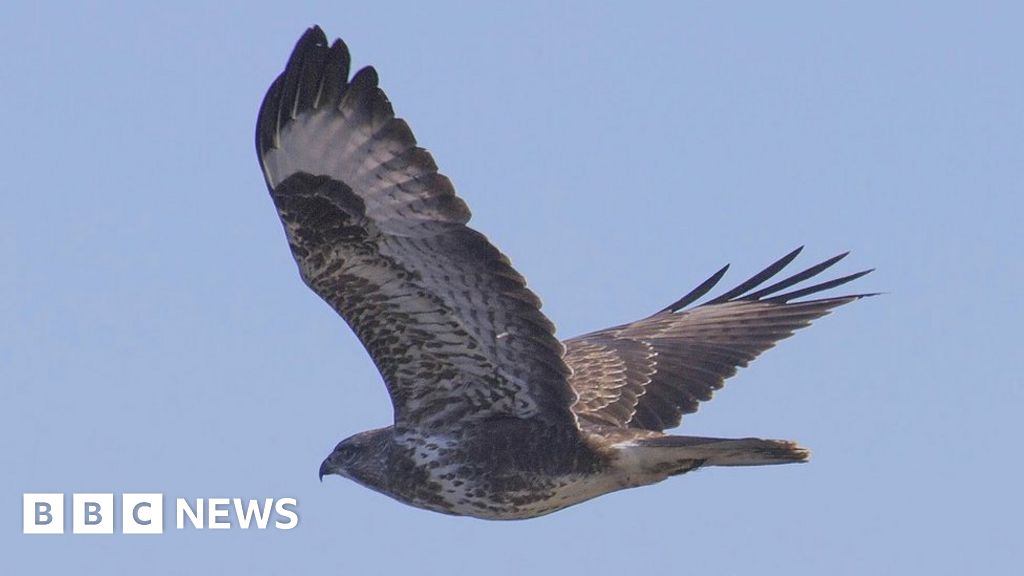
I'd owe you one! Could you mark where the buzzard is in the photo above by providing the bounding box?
[256,26,872,520]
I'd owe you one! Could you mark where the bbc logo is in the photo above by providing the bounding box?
[23,493,163,534]
[23,493,298,533]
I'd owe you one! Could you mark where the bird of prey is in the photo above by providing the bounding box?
[256,26,872,520]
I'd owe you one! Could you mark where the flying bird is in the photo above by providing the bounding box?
[256,26,873,520]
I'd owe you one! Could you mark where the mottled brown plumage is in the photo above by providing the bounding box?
[257,27,872,520]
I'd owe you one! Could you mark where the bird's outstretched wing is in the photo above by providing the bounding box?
[257,27,574,430]
[565,248,872,431]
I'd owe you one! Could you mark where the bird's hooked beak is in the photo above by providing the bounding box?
[319,457,331,482]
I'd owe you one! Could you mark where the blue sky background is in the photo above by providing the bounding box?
[3,1,1021,574]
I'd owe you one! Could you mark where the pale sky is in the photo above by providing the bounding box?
[3,2,1022,574]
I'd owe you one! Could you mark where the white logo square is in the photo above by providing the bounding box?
[122,493,163,534]
[72,493,114,534]
[23,493,64,534]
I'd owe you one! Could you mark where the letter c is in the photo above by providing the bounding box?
[133,502,152,525]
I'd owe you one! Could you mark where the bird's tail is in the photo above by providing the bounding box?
[632,435,810,471]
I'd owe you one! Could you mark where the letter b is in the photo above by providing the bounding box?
[36,502,53,525]
[84,502,103,525]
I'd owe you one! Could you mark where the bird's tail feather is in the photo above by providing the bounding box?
[635,435,810,469]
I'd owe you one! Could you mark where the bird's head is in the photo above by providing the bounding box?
[319,427,390,487]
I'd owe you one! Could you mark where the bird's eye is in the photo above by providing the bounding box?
[336,444,357,462]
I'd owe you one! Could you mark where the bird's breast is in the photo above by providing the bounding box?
[379,425,620,520]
